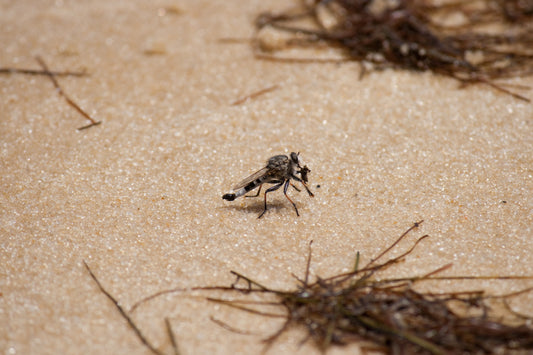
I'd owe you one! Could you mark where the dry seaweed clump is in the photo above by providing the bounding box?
[88,221,533,355]
[207,222,533,354]
[254,0,533,101]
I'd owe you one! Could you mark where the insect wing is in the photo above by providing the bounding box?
[232,167,270,190]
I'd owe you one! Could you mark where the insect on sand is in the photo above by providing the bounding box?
[222,152,314,218]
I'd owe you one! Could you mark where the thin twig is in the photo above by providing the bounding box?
[365,220,424,268]
[210,316,260,336]
[231,84,279,105]
[0,67,87,77]
[35,56,101,130]
[83,261,163,355]
[165,318,180,355]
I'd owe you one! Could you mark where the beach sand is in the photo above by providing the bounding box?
[1,1,532,354]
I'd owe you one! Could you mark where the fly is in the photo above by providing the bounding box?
[222,152,314,218]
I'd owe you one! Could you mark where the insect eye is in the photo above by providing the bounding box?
[290,152,299,163]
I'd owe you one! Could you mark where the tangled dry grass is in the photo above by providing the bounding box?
[205,221,533,354]
[102,221,533,354]
[254,0,533,101]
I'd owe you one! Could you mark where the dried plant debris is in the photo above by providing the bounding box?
[84,261,166,355]
[231,84,280,105]
[122,221,533,354]
[0,66,87,77]
[204,222,533,354]
[35,56,102,130]
[1,56,101,130]
[254,0,533,101]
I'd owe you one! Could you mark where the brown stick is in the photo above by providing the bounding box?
[231,84,279,105]
[83,261,163,355]
[35,56,101,130]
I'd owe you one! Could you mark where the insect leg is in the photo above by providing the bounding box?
[290,183,301,192]
[245,184,262,198]
[258,181,283,219]
[302,183,314,197]
[291,175,314,197]
[283,179,300,217]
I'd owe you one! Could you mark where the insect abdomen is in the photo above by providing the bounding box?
[244,180,260,192]
[223,178,263,201]
[222,193,236,201]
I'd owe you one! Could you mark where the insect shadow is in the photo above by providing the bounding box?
[220,198,296,217]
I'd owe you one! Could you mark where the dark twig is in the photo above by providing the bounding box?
[231,84,280,105]
[83,261,163,355]
[0,67,87,77]
[35,56,101,130]
[366,220,424,269]
[165,318,180,355]
[209,316,261,336]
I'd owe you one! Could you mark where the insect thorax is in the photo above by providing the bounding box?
[267,155,292,177]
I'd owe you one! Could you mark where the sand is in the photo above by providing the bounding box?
[1,1,532,354]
